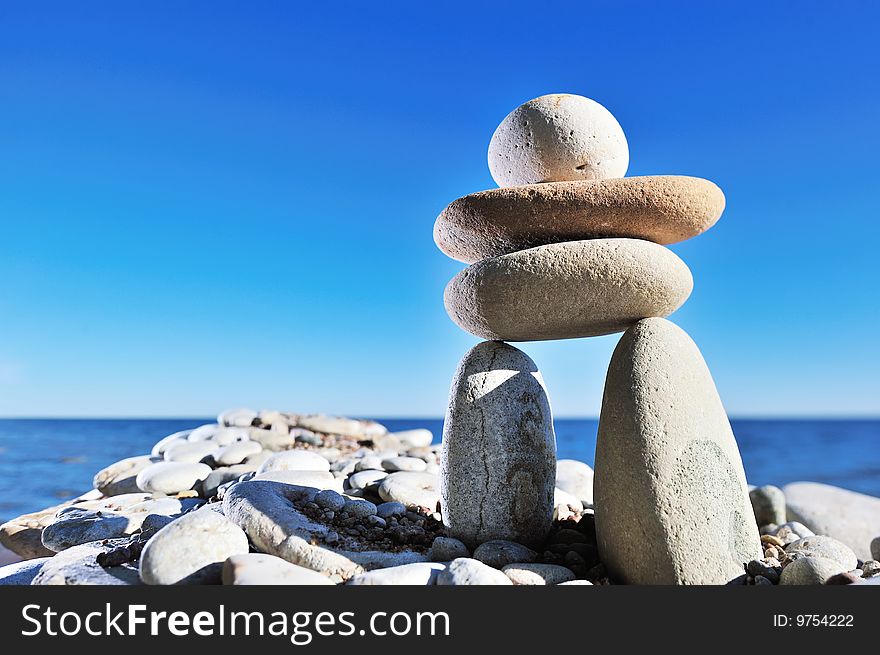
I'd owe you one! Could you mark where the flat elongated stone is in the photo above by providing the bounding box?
[784,482,880,561]
[41,496,202,552]
[223,480,426,582]
[31,539,142,586]
[436,558,512,585]
[441,341,555,547]
[435,176,725,263]
[595,318,761,584]
[222,553,335,585]
[444,239,692,341]
[346,562,445,585]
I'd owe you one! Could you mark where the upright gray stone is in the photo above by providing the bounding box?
[595,318,761,584]
[440,341,556,548]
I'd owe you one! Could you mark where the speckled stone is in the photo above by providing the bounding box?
[595,318,761,584]
[441,341,555,547]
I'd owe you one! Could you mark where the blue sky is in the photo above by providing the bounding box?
[0,2,878,418]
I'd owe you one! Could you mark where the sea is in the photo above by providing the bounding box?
[0,418,878,525]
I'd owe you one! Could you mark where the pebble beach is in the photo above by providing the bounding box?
[2,92,878,587]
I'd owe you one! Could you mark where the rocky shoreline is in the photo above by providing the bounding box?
[0,408,878,586]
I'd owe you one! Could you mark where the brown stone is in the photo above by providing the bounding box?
[434,175,725,263]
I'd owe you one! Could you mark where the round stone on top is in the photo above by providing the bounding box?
[488,93,628,187]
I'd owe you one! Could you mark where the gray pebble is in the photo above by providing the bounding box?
[780,556,845,585]
[381,456,427,473]
[314,490,346,512]
[472,540,538,569]
[376,502,406,519]
[785,535,858,571]
[749,485,786,526]
[343,499,377,518]
[436,558,512,585]
[429,537,470,562]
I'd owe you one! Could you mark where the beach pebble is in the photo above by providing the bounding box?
[218,407,258,427]
[136,462,212,495]
[315,490,346,512]
[347,562,445,586]
[139,509,249,585]
[780,556,845,585]
[347,470,388,491]
[429,536,470,562]
[555,460,594,505]
[186,424,221,441]
[785,535,858,571]
[376,502,406,519]
[473,540,538,569]
[343,499,377,518]
[595,318,761,584]
[222,553,334,585]
[253,469,343,492]
[441,341,555,547]
[381,456,427,472]
[42,495,202,552]
[502,563,576,585]
[32,539,142,586]
[436,558,512,586]
[749,485,786,527]
[201,465,257,498]
[445,239,692,341]
[784,482,880,561]
[249,428,299,452]
[435,175,725,264]
[872,537,880,562]
[861,560,880,577]
[0,557,50,585]
[746,558,782,584]
[257,450,331,474]
[212,441,262,466]
[163,440,216,464]
[487,93,628,187]
[392,429,433,449]
[42,508,135,552]
[150,430,191,457]
[379,471,441,511]
[198,426,251,446]
[292,415,388,440]
[93,455,160,496]
[776,521,814,542]
[355,456,385,472]
[558,579,593,585]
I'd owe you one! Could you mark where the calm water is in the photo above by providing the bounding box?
[0,418,878,524]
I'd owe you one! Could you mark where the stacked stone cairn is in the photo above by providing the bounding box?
[2,95,877,586]
[435,93,762,584]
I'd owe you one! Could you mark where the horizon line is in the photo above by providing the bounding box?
[0,414,879,422]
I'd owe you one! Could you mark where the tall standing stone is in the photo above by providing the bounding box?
[595,318,761,584]
[440,341,556,548]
